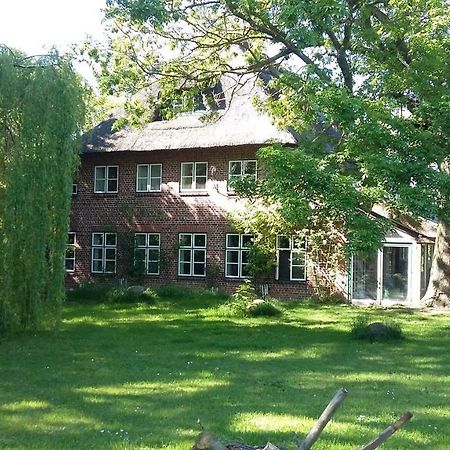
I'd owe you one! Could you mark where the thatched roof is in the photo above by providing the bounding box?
[83,77,297,153]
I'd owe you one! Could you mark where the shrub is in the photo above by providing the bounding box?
[156,284,197,300]
[141,288,159,304]
[247,299,282,317]
[107,287,140,303]
[351,315,404,341]
[66,284,111,303]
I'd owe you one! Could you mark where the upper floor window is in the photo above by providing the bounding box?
[228,160,257,189]
[92,232,117,274]
[135,233,161,275]
[72,184,78,195]
[94,166,118,193]
[181,162,207,191]
[276,236,307,281]
[225,234,252,278]
[136,164,162,192]
[178,233,207,276]
[65,232,76,273]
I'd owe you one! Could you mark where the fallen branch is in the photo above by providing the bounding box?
[360,412,413,450]
[298,388,348,450]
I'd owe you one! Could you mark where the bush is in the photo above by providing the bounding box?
[141,288,159,304]
[107,287,140,303]
[351,315,403,341]
[219,282,282,318]
[66,284,111,303]
[156,284,197,300]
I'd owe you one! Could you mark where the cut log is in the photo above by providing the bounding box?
[298,388,348,450]
[360,412,413,450]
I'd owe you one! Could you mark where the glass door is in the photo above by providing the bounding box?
[382,246,409,302]
[352,252,378,300]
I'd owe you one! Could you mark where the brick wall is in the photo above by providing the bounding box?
[67,144,316,299]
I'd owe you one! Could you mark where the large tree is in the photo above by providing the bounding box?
[91,0,449,303]
[0,48,85,335]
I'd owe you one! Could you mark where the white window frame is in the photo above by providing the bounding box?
[276,235,307,281]
[178,233,207,277]
[72,184,78,195]
[228,160,257,190]
[136,164,162,192]
[180,162,208,191]
[225,234,252,278]
[91,232,117,274]
[134,233,161,275]
[94,165,119,193]
[65,232,76,273]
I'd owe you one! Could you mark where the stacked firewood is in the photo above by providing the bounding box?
[192,389,413,450]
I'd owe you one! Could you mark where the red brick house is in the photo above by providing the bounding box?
[67,82,435,303]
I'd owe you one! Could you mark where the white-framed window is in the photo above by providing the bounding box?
[228,160,257,189]
[225,234,252,278]
[91,232,117,274]
[72,184,78,195]
[180,162,208,191]
[94,166,118,193]
[134,233,161,275]
[65,232,76,273]
[136,164,162,192]
[178,233,207,276]
[276,235,307,281]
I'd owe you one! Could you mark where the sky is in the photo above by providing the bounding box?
[0,0,107,83]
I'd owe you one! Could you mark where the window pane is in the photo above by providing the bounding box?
[67,233,76,245]
[242,235,252,248]
[95,166,106,180]
[93,233,103,246]
[194,234,206,248]
[105,234,117,246]
[227,234,240,248]
[148,262,159,274]
[92,259,103,272]
[227,250,239,263]
[105,248,116,260]
[148,234,160,246]
[135,234,147,247]
[134,248,146,264]
[65,260,75,272]
[195,163,207,177]
[292,266,305,280]
[105,260,116,273]
[292,252,305,266]
[137,178,148,191]
[66,247,75,258]
[150,177,161,191]
[181,176,193,190]
[137,165,148,178]
[193,262,205,276]
[244,161,257,175]
[241,250,249,264]
[151,164,161,178]
[226,263,239,277]
[181,163,193,177]
[92,248,103,260]
[148,249,160,262]
[180,249,191,262]
[108,166,118,179]
[179,234,191,247]
[180,262,191,275]
[229,161,241,176]
[107,178,118,192]
[277,236,290,249]
[193,249,205,263]
[195,176,207,190]
[95,178,106,192]
[241,264,249,277]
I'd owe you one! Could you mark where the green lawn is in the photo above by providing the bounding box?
[1,297,449,449]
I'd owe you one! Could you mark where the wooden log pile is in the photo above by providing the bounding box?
[192,389,413,450]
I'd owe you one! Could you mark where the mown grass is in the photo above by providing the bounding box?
[0,296,449,449]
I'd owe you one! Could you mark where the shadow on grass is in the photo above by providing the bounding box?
[0,301,449,449]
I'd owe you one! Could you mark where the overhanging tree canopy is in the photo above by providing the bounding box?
[0,48,85,335]
[90,0,449,302]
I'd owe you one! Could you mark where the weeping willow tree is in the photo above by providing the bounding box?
[0,48,85,336]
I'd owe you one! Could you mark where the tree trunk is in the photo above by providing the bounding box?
[422,218,450,306]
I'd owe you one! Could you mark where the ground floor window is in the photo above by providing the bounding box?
[178,233,206,276]
[276,236,307,281]
[65,232,76,273]
[225,234,252,278]
[92,233,117,274]
[135,233,161,275]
